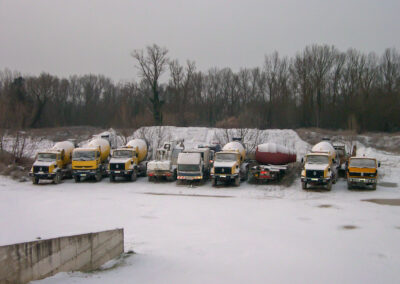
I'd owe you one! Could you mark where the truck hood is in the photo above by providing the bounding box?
[305,163,329,171]
[147,160,171,171]
[214,161,236,168]
[110,158,131,164]
[33,161,56,167]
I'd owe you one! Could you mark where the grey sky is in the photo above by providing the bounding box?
[1,0,399,82]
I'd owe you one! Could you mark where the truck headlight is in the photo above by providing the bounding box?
[301,170,305,177]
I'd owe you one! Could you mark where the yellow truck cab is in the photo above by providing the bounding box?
[108,139,148,182]
[72,138,110,182]
[347,157,380,190]
[301,152,337,190]
[30,152,64,184]
[211,141,248,187]
[29,141,75,184]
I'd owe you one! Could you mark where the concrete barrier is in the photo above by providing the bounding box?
[0,228,124,284]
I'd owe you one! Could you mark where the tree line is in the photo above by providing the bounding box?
[0,44,399,133]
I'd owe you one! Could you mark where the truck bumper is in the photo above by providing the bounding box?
[147,170,173,177]
[301,177,331,185]
[73,170,99,178]
[108,170,133,177]
[348,177,376,186]
[211,174,238,181]
[29,172,56,180]
[177,175,203,180]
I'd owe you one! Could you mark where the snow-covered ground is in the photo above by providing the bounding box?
[0,128,399,283]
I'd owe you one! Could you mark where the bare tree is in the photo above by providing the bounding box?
[131,44,169,125]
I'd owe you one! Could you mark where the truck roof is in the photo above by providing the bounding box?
[306,152,330,157]
[178,152,201,165]
[349,156,376,160]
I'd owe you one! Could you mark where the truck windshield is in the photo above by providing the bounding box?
[349,158,376,168]
[113,150,132,158]
[73,151,95,161]
[178,164,200,172]
[37,153,57,161]
[307,155,329,164]
[215,153,237,162]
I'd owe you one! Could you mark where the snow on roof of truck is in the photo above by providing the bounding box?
[177,152,201,164]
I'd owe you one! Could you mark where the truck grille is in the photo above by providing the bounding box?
[349,172,376,177]
[215,167,232,174]
[306,170,324,178]
[33,166,49,173]
[110,163,125,170]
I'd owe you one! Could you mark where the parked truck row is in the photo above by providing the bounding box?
[300,139,380,190]
[30,131,380,190]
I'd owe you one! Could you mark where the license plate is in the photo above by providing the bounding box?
[115,171,120,173]
[360,179,366,182]
[220,175,226,178]
[39,171,44,174]
[81,174,86,177]
[312,178,318,181]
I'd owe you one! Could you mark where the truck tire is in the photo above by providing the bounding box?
[148,176,154,182]
[131,170,137,182]
[301,182,307,190]
[234,176,240,187]
[109,174,115,182]
[54,172,61,184]
[95,173,102,182]
[326,180,332,191]
[372,183,377,190]
[347,181,352,190]
[32,177,39,185]
[211,178,216,187]
[74,176,80,183]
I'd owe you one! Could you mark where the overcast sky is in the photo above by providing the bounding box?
[1,0,399,82]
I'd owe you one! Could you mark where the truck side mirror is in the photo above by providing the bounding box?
[301,158,304,164]
[378,162,381,167]
[328,168,331,172]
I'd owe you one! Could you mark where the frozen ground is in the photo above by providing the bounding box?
[0,128,399,283]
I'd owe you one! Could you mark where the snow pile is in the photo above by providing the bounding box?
[132,127,310,160]
[311,141,335,156]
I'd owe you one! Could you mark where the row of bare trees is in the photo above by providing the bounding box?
[0,44,399,132]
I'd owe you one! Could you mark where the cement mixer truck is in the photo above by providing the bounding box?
[211,141,248,186]
[29,141,75,184]
[72,138,110,182]
[249,143,296,183]
[108,139,148,182]
[300,141,338,190]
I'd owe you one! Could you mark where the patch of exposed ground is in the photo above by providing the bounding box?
[143,192,233,198]
[317,204,333,208]
[362,199,400,206]
[340,225,358,230]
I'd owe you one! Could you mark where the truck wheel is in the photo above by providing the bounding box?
[173,170,177,181]
[234,176,240,187]
[211,178,216,187]
[74,176,80,183]
[148,176,154,182]
[131,171,137,182]
[326,180,332,191]
[372,183,377,190]
[95,173,102,182]
[347,181,352,190]
[32,177,39,185]
[109,174,115,182]
[301,182,307,190]
[54,172,61,184]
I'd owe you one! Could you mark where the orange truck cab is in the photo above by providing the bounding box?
[346,157,380,190]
